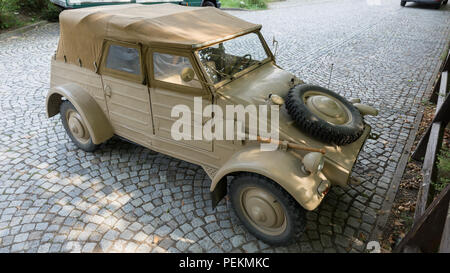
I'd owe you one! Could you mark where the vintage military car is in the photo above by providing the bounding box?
[46,4,378,245]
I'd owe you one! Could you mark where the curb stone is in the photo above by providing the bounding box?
[0,21,48,40]
[221,8,256,11]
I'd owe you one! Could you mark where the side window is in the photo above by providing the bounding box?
[105,44,141,75]
[153,52,201,88]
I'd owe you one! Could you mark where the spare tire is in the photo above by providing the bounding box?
[285,84,364,146]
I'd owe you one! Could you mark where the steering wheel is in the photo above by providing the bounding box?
[230,54,252,74]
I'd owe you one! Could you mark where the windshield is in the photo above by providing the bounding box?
[196,33,269,84]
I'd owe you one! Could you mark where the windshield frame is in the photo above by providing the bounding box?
[194,31,274,89]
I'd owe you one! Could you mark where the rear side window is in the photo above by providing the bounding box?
[105,45,141,75]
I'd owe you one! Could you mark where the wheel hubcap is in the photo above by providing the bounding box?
[66,110,90,144]
[240,187,287,236]
[304,91,351,125]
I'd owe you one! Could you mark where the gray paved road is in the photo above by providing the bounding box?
[0,0,449,253]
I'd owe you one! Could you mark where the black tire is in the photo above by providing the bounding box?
[229,173,306,246]
[285,84,364,146]
[400,1,406,6]
[60,100,98,152]
[444,0,448,5]
[202,1,216,7]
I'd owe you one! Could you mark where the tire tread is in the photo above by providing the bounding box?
[285,84,364,145]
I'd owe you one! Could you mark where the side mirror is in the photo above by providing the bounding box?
[272,36,279,59]
[180,67,195,82]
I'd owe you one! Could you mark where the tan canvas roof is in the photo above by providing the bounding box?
[56,3,261,71]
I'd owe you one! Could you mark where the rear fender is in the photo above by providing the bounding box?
[46,83,114,144]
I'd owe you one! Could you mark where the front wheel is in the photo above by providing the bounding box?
[400,1,406,6]
[229,173,306,246]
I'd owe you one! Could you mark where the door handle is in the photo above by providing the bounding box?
[104,85,112,98]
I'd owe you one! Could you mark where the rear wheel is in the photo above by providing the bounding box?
[60,100,98,152]
[229,173,306,246]
[400,1,406,6]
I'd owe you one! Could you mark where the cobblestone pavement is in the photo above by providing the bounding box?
[0,0,449,253]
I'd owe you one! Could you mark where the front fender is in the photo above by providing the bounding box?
[210,146,326,211]
[46,83,114,144]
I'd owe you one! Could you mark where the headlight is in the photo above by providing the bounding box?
[302,152,324,174]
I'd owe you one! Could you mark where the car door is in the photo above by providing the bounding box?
[99,41,153,147]
[148,48,213,152]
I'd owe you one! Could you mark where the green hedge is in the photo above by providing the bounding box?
[0,0,17,29]
[221,0,268,9]
[42,1,61,22]
[435,146,450,192]
[17,0,48,12]
[0,0,61,29]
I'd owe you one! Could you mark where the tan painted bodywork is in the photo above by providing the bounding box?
[210,145,327,210]
[47,5,374,212]
[214,62,372,188]
[46,63,114,145]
